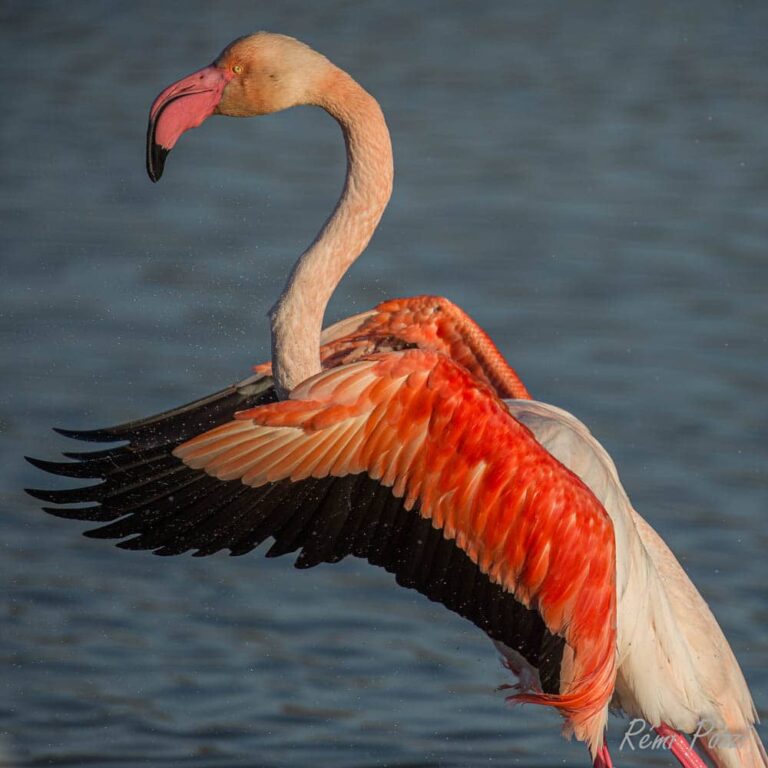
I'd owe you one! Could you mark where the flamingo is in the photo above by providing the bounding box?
[26,33,765,767]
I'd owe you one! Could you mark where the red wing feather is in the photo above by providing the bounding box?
[256,295,532,400]
[176,349,615,750]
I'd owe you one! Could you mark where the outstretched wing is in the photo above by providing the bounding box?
[30,350,615,750]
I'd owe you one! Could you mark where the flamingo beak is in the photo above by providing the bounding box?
[146,65,233,182]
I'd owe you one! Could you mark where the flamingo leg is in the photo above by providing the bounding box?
[592,743,614,768]
[654,724,708,768]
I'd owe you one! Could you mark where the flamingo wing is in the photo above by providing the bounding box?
[28,349,615,752]
[257,295,531,400]
[356,296,530,399]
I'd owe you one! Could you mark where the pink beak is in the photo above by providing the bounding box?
[146,65,233,182]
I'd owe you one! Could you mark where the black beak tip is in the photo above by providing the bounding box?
[147,143,169,183]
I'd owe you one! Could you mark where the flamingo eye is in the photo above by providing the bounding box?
[232,64,243,75]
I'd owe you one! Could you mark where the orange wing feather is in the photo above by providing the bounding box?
[255,295,531,400]
[177,350,615,751]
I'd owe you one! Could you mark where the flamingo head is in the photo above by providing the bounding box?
[147,33,334,182]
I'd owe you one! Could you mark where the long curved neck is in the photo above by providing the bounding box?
[269,68,394,397]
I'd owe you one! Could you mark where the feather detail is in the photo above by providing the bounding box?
[176,350,616,753]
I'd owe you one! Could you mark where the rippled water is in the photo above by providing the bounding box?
[2,2,767,767]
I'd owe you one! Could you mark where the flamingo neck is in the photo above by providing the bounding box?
[269,68,394,397]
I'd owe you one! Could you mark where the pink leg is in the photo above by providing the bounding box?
[654,724,707,768]
[592,743,614,768]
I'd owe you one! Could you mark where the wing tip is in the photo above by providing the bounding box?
[25,455,92,478]
[24,455,46,470]
[53,426,121,442]
[39,505,117,522]
[24,486,58,502]
[24,482,104,504]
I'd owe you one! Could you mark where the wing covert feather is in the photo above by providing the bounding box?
[177,350,616,749]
